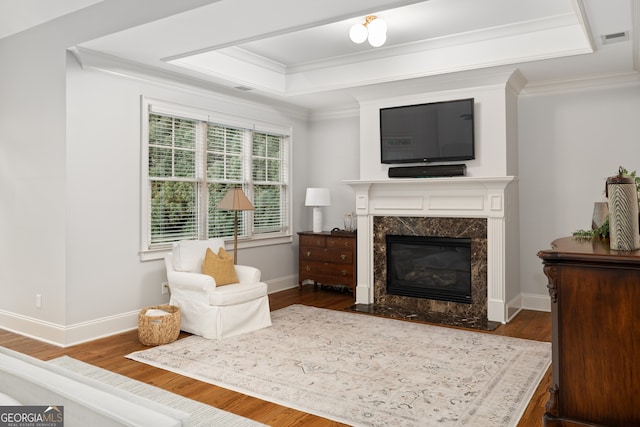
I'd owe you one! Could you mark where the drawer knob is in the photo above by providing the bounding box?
[306,266,311,271]
[306,251,311,257]
[341,254,346,260]
[341,270,347,276]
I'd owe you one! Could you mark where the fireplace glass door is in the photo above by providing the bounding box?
[386,234,472,304]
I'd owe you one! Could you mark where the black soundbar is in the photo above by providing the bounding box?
[388,164,466,178]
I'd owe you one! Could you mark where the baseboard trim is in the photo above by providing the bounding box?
[64,311,139,347]
[520,293,551,312]
[0,309,138,348]
[0,310,66,347]
[506,295,522,322]
[1,289,553,347]
[504,293,551,323]
[1,275,301,347]
[266,275,298,294]
[495,293,551,324]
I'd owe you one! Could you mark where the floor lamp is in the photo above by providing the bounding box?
[216,188,254,264]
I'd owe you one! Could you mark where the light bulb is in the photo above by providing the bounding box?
[349,23,367,44]
[368,30,387,47]
[367,17,387,47]
[368,32,386,47]
[368,17,387,35]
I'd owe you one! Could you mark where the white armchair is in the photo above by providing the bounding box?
[164,238,272,340]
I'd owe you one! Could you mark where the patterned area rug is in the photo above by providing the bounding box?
[127,305,551,427]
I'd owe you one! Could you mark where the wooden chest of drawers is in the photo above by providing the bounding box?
[538,237,640,426]
[298,231,356,296]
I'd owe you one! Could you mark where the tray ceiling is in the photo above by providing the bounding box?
[3,0,637,110]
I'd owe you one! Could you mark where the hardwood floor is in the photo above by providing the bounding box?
[0,287,551,426]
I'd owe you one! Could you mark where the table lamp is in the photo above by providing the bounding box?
[305,188,331,233]
[216,188,254,264]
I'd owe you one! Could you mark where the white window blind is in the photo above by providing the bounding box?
[252,132,288,233]
[148,114,199,244]
[143,99,290,250]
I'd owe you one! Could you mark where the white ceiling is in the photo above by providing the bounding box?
[2,0,638,110]
[0,0,102,40]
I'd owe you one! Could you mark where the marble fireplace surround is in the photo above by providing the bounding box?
[373,216,488,328]
[344,177,519,324]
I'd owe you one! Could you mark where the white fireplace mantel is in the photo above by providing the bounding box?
[344,176,520,323]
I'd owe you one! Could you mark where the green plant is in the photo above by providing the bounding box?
[572,219,609,239]
[572,166,639,239]
[618,166,640,205]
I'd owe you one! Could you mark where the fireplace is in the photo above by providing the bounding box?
[370,216,491,329]
[386,234,472,304]
[344,177,519,325]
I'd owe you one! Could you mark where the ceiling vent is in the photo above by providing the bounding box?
[601,31,629,44]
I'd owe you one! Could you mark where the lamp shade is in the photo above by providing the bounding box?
[305,188,331,207]
[367,17,387,47]
[349,23,367,44]
[216,188,254,211]
[367,17,387,34]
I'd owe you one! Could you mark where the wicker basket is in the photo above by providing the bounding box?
[138,305,180,346]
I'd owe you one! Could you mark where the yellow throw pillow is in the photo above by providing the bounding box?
[202,247,238,286]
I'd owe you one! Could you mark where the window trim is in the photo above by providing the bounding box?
[140,97,293,260]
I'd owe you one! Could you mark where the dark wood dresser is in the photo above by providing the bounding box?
[537,237,640,427]
[298,231,356,296]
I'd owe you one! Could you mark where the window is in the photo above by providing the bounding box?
[141,99,290,256]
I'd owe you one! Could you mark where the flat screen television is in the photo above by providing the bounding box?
[380,98,475,164]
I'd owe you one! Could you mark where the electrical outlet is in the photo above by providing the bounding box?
[35,294,42,309]
[161,282,169,295]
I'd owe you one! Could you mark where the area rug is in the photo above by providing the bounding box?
[48,356,266,427]
[126,304,551,427]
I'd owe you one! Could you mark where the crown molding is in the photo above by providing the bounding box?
[68,46,310,121]
[521,71,640,96]
[309,105,360,121]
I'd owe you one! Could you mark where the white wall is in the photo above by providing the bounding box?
[0,31,68,332]
[518,81,640,301]
[65,54,310,328]
[306,115,360,232]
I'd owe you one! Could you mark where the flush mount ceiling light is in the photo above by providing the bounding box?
[349,15,387,47]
